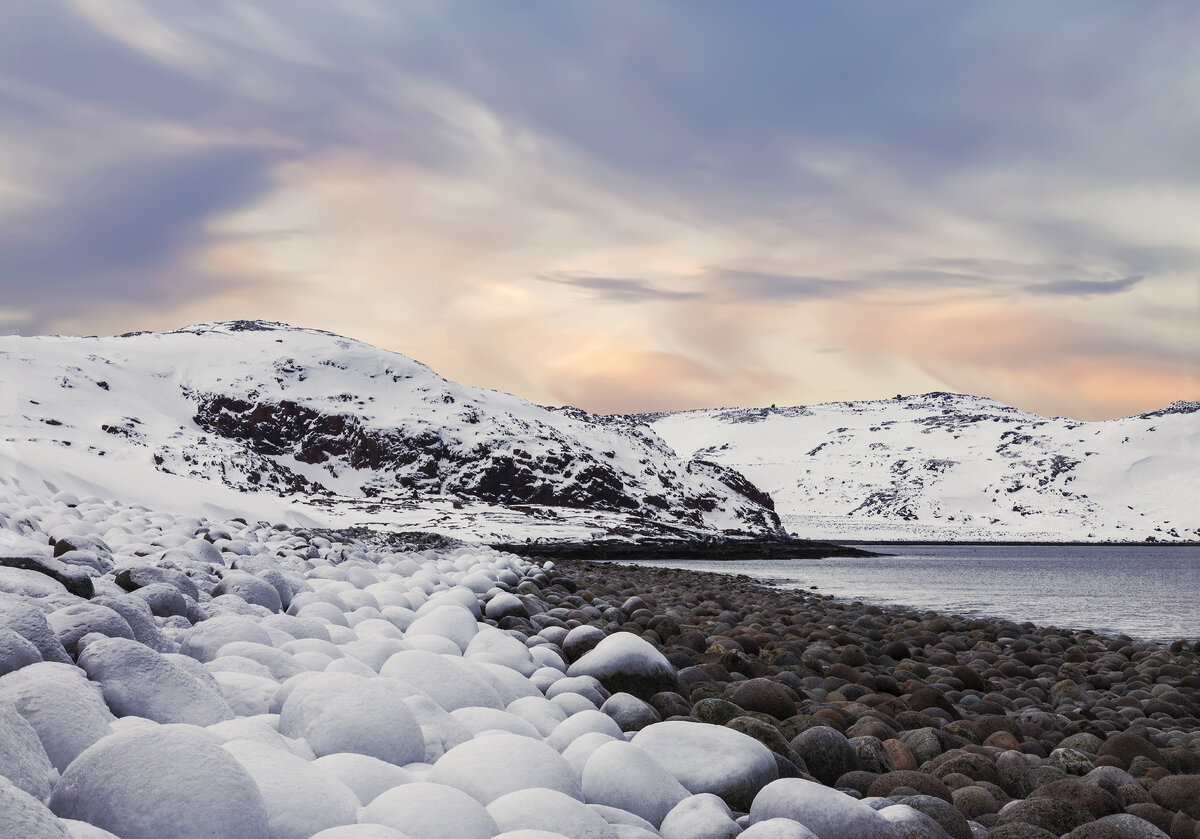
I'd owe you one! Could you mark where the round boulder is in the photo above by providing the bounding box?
[632,720,779,811]
[749,778,903,839]
[49,725,270,839]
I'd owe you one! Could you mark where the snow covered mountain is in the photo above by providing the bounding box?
[0,321,781,542]
[643,393,1200,542]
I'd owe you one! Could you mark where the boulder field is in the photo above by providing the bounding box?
[0,489,1197,839]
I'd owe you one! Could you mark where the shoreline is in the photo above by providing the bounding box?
[533,558,1199,832]
[491,535,877,562]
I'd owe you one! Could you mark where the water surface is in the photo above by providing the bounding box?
[629,544,1200,641]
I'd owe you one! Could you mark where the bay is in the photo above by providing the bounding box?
[628,544,1200,641]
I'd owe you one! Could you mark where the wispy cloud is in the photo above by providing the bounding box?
[1027,275,1145,297]
[539,273,704,303]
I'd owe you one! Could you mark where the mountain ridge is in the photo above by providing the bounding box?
[0,320,780,543]
[3,320,1195,544]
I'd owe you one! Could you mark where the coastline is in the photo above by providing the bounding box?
[531,558,1200,833]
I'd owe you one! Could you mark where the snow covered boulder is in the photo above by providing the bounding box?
[61,818,125,839]
[0,699,54,802]
[582,740,690,827]
[741,820,821,838]
[0,626,42,675]
[567,632,683,700]
[48,603,135,656]
[546,709,626,751]
[49,725,271,839]
[484,592,528,621]
[278,671,425,765]
[749,778,903,839]
[313,753,415,805]
[0,661,115,771]
[379,649,504,710]
[213,571,283,613]
[310,828,413,839]
[223,739,361,839]
[360,782,499,839]
[487,787,617,839]
[404,603,479,653]
[429,731,584,804]
[77,637,233,725]
[180,614,274,662]
[89,593,174,653]
[660,794,742,839]
[0,776,71,839]
[0,595,72,663]
[632,720,779,811]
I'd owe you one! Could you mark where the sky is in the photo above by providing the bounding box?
[1,1,1198,420]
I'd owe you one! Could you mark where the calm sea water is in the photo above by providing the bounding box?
[629,545,1200,642]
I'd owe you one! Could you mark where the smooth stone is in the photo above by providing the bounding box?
[660,794,742,839]
[359,782,499,839]
[429,731,584,804]
[0,698,54,801]
[49,725,270,839]
[312,753,414,806]
[568,633,683,700]
[223,739,360,839]
[0,661,115,771]
[77,637,233,725]
[0,776,71,839]
[749,778,904,839]
[582,740,690,827]
[632,720,779,811]
[278,671,425,765]
[487,788,616,839]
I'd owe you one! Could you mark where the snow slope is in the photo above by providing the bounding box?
[0,322,780,542]
[643,393,1200,542]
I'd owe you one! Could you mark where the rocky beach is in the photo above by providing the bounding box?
[1,487,1197,839]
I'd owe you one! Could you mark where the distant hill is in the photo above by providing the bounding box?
[641,393,1200,542]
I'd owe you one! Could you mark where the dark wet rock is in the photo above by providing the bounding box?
[1095,813,1174,838]
[986,823,1059,839]
[649,691,692,720]
[727,716,796,761]
[1099,734,1163,769]
[561,624,606,661]
[953,786,1001,820]
[1030,778,1123,819]
[790,725,859,787]
[1150,776,1200,819]
[727,678,799,720]
[901,728,946,765]
[1063,826,1128,839]
[997,797,1095,837]
[1122,804,1176,835]
[837,770,882,795]
[852,735,896,775]
[693,697,744,726]
[869,771,954,804]
[930,751,1003,787]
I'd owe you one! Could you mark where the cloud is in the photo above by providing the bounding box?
[2,1,1197,418]
[1027,275,1145,297]
[539,273,705,303]
[0,147,277,323]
